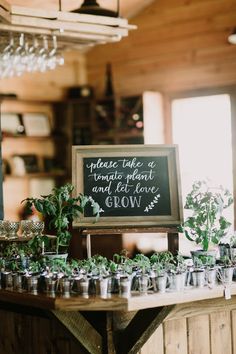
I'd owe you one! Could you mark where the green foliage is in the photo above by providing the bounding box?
[28,260,42,274]
[46,258,73,276]
[112,250,133,275]
[79,254,109,277]
[28,235,50,257]
[133,253,151,274]
[150,251,174,266]
[180,180,233,251]
[22,183,101,254]
[3,243,31,259]
[219,255,233,267]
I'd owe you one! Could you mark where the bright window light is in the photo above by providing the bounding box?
[172,94,234,227]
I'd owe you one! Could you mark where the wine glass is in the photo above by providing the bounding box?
[0,220,6,239]
[4,220,20,240]
[0,32,65,78]
[20,220,33,238]
[30,221,45,237]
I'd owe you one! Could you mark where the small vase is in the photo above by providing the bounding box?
[219,267,234,285]
[119,276,132,298]
[2,271,13,289]
[26,275,39,293]
[156,275,168,293]
[205,268,217,287]
[59,277,71,297]
[138,274,150,295]
[192,269,205,288]
[45,275,57,294]
[75,277,89,297]
[169,272,186,292]
[12,273,23,291]
[95,277,109,298]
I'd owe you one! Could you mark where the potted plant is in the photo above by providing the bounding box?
[22,183,101,257]
[133,253,151,294]
[165,253,187,292]
[179,180,233,262]
[218,255,234,285]
[109,251,133,295]
[150,251,173,293]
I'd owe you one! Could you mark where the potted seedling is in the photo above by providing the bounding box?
[112,250,134,296]
[133,253,151,294]
[191,257,206,288]
[167,253,187,292]
[180,180,233,263]
[150,251,173,293]
[22,183,102,258]
[89,255,109,298]
[218,255,234,285]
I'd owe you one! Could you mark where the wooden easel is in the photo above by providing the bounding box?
[81,226,179,258]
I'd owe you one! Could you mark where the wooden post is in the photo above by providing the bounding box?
[167,232,179,255]
[0,99,4,220]
[86,233,91,258]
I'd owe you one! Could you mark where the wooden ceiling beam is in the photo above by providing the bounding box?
[0,0,136,48]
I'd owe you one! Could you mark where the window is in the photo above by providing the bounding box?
[172,93,234,227]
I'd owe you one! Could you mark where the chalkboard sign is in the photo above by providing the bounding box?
[72,145,183,228]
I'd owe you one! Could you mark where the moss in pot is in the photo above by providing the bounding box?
[22,183,101,257]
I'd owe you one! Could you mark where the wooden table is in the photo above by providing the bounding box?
[0,285,236,354]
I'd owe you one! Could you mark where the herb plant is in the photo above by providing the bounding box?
[179,180,233,251]
[22,183,101,255]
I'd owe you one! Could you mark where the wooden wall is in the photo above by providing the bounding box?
[86,0,236,97]
[141,296,236,354]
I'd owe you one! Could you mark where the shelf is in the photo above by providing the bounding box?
[0,284,234,312]
[4,171,66,179]
[2,134,65,141]
[0,236,32,242]
[0,234,56,242]
[92,130,143,139]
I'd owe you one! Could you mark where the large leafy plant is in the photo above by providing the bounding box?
[22,183,101,254]
[180,180,233,251]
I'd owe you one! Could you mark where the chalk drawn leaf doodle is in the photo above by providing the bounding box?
[144,194,161,213]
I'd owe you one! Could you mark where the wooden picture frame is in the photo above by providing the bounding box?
[72,144,183,228]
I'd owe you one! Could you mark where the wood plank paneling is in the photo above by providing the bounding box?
[231,310,236,354]
[188,315,210,354]
[0,308,87,354]
[140,324,164,354]
[164,318,188,354]
[210,311,232,354]
[6,0,156,19]
[1,297,236,354]
[87,0,236,96]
